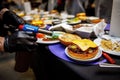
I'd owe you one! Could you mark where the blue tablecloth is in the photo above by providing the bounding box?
[105,24,110,31]
[48,43,107,65]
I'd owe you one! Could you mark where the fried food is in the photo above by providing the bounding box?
[101,39,112,50]
[101,39,120,52]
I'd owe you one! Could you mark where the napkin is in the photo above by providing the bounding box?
[49,23,74,33]
[74,27,93,38]
[93,20,107,37]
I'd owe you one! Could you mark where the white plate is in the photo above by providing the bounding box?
[67,15,75,19]
[87,16,99,20]
[94,38,120,56]
[68,20,81,25]
[23,15,33,21]
[67,18,81,25]
[65,47,102,62]
[36,31,65,44]
[36,38,60,44]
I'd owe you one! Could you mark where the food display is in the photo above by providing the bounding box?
[58,33,81,46]
[66,39,98,60]
[18,9,106,62]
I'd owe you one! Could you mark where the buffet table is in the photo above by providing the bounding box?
[30,42,120,80]
[29,21,120,80]
[47,43,120,80]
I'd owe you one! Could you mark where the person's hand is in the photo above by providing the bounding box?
[0,8,26,34]
[4,31,37,52]
[0,8,26,33]
[2,10,26,28]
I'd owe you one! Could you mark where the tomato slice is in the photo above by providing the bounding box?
[36,33,45,38]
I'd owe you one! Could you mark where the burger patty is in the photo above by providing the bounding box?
[68,44,97,54]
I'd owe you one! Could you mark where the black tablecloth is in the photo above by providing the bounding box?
[31,44,120,80]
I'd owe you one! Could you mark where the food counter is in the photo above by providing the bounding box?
[32,31,120,80]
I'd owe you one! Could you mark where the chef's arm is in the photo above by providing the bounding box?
[0,37,5,52]
[0,8,9,20]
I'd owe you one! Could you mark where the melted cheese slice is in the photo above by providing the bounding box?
[72,39,97,51]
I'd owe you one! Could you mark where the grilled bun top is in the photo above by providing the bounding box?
[58,33,81,46]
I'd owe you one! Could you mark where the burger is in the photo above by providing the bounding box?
[66,39,98,60]
[76,13,87,20]
[49,10,59,14]
[76,12,86,17]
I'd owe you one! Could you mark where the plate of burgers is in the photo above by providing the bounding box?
[65,39,102,62]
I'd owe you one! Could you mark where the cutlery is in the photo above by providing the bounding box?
[99,63,120,68]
